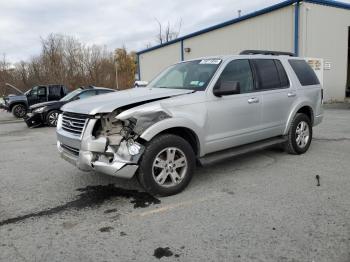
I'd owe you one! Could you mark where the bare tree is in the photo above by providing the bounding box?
[1,34,137,95]
[154,18,182,44]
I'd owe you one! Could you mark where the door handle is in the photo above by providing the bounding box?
[287,92,296,97]
[248,97,259,104]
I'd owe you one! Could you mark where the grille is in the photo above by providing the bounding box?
[62,112,89,136]
[61,143,79,156]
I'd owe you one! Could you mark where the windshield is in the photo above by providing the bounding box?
[149,59,222,91]
[60,88,82,101]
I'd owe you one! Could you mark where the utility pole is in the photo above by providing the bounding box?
[114,50,119,90]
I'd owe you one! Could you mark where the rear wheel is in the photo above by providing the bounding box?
[285,113,312,154]
[137,134,195,196]
[46,110,60,127]
[12,104,27,118]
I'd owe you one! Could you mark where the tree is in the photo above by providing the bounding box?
[155,18,182,44]
[114,47,136,90]
[1,34,137,95]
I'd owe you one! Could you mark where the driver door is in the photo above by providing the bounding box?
[37,86,47,103]
[27,86,38,106]
[205,59,262,154]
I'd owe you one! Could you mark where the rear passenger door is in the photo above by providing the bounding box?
[251,59,295,137]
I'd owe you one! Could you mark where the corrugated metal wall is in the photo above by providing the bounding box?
[139,42,181,81]
[183,6,294,60]
[299,2,350,101]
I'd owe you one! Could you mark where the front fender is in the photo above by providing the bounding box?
[283,101,314,135]
[140,117,205,156]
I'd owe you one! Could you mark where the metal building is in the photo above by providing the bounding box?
[136,0,350,102]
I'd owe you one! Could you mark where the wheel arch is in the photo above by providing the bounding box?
[9,102,27,111]
[140,118,203,157]
[284,103,314,134]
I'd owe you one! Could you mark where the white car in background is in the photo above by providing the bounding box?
[134,80,148,88]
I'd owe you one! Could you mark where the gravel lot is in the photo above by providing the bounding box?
[0,107,349,262]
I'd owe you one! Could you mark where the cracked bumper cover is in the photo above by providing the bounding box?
[56,116,139,179]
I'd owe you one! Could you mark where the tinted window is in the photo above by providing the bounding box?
[37,86,46,96]
[289,59,320,86]
[275,60,289,88]
[251,59,280,90]
[77,90,96,99]
[217,59,254,93]
[49,85,61,98]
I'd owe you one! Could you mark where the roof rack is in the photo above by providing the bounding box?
[240,50,295,56]
[81,85,95,89]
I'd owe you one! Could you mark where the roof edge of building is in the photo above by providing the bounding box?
[136,0,350,55]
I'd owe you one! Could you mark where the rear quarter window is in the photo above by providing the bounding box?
[288,59,320,86]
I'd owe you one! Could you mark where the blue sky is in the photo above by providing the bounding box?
[1,0,349,62]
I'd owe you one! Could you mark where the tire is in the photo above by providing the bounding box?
[137,134,196,196]
[12,104,27,118]
[285,113,312,154]
[46,110,60,127]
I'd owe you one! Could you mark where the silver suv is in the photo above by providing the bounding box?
[56,51,323,196]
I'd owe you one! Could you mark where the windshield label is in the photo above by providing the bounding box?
[199,59,221,65]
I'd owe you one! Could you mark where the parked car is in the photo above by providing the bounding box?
[24,86,115,127]
[2,84,68,118]
[134,80,148,88]
[56,50,323,196]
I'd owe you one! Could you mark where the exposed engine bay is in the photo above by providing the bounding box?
[90,108,171,167]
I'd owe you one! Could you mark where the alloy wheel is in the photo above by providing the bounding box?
[48,112,59,126]
[295,121,310,148]
[152,147,188,187]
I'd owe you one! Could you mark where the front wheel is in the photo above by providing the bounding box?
[12,104,27,118]
[285,113,312,154]
[46,110,60,127]
[137,134,196,196]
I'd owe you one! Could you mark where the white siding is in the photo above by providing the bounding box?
[299,3,350,101]
[183,6,294,60]
[139,42,181,81]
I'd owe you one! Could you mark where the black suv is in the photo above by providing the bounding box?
[25,86,115,127]
[2,84,68,118]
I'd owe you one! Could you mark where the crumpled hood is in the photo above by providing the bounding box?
[61,88,193,115]
[30,100,61,110]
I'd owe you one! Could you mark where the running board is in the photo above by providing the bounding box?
[198,137,287,166]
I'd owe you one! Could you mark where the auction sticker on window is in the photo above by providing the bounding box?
[199,59,221,64]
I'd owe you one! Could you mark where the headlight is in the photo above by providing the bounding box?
[34,107,45,113]
[57,114,63,129]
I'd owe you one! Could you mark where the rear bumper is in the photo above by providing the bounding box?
[56,115,139,179]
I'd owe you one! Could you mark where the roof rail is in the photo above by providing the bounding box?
[240,50,295,56]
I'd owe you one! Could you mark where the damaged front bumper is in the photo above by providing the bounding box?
[24,112,44,127]
[56,115,141,179]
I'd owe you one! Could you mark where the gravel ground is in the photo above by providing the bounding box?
[0,108,349,262]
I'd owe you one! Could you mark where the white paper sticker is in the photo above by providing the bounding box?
[190,81,199,85]
[199,59,221,65]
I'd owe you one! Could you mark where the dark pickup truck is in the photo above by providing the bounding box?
[1,84,68,118]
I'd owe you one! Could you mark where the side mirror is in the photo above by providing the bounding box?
[213,80,240,97]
